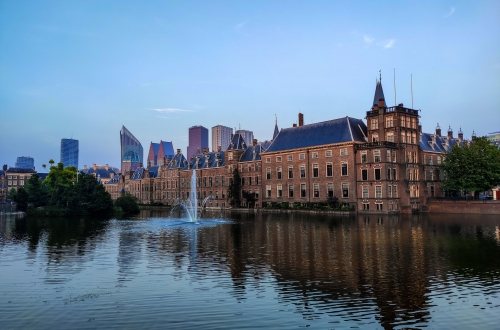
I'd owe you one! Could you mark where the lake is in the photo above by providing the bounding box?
[1,210,499,329]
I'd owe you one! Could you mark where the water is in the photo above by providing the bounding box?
[1,211,500,329]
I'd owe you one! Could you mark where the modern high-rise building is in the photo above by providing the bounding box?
[120,126,143,173]
[187,126,209,160]
[235,129,254,146]
[15,156,35,170]
[211,125,233,151]
[60,138,79,168]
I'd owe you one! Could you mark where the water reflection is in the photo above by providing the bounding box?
[0,212,499,329]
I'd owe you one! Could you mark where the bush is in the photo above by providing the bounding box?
[115,194,140,217]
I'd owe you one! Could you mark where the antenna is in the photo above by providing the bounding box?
[393,68,397,106]
[411,73,414,109]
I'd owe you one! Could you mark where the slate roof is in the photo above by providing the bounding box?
[160,141,175,157]
[188,151,225,169]
[265,116,367,153]
[373,80,385,106]
[151,142,160,154]
[82,166,118,179]
[273,122,279,140]
[227,133,247,150]
[106,174,122,184]
[5,167,36,173]
[240,144,264,162]
[167,153,189,170]
[131,167,145,180]
[420,132,464,153]
[148,166,159,178]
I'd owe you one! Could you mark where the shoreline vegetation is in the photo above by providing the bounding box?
[7,163,140,219]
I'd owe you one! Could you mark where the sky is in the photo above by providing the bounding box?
[1,0,499,171]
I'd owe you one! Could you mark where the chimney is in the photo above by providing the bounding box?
[93,163,97,170]
[435,123,441,137]
[252,139,257,146]
[298,113,304,127]
[293,123,297,127]
[177,148,181,154]
[447,126,453,139]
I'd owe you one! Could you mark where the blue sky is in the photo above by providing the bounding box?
[1,0,499,171]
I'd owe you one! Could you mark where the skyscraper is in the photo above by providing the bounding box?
[60,138,79,168]
[187,125,208,160]
[15,156,35,170]
[120,126,143,173]
[211,125,233,151]
[235,129,254,146]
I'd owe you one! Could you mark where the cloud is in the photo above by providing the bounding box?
[382,39,396,49]
[234,21,248,32]
[444,6,456,18]
[363,34,374,45]
[151,108,194,113]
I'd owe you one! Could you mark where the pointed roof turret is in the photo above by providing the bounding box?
[372,73,385,107]
[273,115,279,140]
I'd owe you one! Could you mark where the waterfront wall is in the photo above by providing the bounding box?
[428,200,500,214]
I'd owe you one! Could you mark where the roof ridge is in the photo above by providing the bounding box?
[346,117,354,141]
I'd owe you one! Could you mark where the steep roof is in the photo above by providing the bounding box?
[189,151,225,169]
[159,141,174,157]
[167,153,188,169]
[373,80,385,106]
[420,132,465,153]
[265,117,367,153]
[273,120,280,140]
[227,133,247,150]
[240,144,264,162]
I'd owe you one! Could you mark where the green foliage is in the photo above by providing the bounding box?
[115,193,140,217]
[12,164,113,217]
[227,168,242,207]
[442,137,500,195]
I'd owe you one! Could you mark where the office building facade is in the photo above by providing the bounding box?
[187,125,208,160]
[60,138,79,168]
[235,129,254,146]
[120,126,143,174]
[211,125,233,151]
[15,156,35,170]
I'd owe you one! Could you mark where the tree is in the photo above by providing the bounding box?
[227,168,242,207]
[115,193,140,216]
[442,137,500,197]
[24,173,49,207]
[9,187,28,211]
[242,190,256,208]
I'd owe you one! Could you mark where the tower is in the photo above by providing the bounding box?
[211,125,233,152]
[120,126,143,174]
[60,138,79,168]
[187,126,209,160]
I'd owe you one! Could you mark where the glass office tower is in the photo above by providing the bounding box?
[60,139,79,168]
[120,126,143,173]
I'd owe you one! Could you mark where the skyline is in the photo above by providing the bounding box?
[1,1,500,171]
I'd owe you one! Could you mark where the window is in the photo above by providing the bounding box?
[327,183,334,197]
[393,185,398,197]
[385,116,394,128]
[313,183,320,198]
[288,166,293,179]
[287,155,293,161]
[266,168,271,180]
[372,133,379,142]
[371,118,378,129]
[300,184,307,198]
[374,168,381,180]
[326,163,333,177]
[266,185,272,198]
[341,163,348,176]
[340,148,348,156]
[437,156,442,165]
[311,152,318,159]
[375,185,382,198]
[277,167,282,180]
[288,184,294,198]
[276,156,282,162]
[362,169,368,181]
[406,117,410,128]
[362,186,369,198]
[401,132,406,143]
[388,185,393,198]
[376,203,383,211]
[325,150,332,157]
[373,150,381,162]
[363,203,370,210]
[228,153,233,161]
[300,165,306,178]
[342,183,349,198]
[277,184,283,198]
[312,164,319,178]
[361,151,367,164]
[386,131,394,142]
[266,157,271,163]
[299,153,305,160]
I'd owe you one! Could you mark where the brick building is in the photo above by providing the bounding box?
[104,78,469,213]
